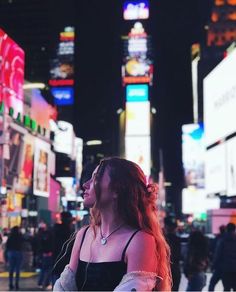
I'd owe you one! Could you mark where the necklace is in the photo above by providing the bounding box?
[100,223,124,245]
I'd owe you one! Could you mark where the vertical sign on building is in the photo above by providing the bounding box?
[122,1,151,176]
[49,27,75,105]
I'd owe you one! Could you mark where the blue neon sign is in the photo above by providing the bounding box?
[126,84,148,102]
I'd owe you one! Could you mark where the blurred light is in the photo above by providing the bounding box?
[116,108,123,114]
[86,140,102,146]
[23,83,46,89]
[164,182,172,187]
[151,107,156,114]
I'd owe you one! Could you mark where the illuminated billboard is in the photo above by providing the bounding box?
[33,138,50,197]
[182,188,220,216]
[126,84,148,102]
[226,136,236,196]
[205,143,226,195]
[204,48,236,146]
[0,29,25,113]
[182,123,205,188]
[122,22,153,86]
[125,136,150,176]
[50,27,75,106]
[123,1,149,20]
[51,87,74,105]
[15,134,34,194]
[53,121,75,156]
[126,101,150,135]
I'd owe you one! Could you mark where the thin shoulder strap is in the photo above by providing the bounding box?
[79,225,90,251]
[121,229,140,261]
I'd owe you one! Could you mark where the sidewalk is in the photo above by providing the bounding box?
[0,262,224,292]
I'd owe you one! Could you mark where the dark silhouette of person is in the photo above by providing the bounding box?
[37,223,53,289]
[164,216,181,291]
[51,211,74,283]
[208,225,225,291]
[213,222,236,291]
[184,230,209,291]
[6,226,24,290]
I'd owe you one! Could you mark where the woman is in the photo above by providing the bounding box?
[184,230,209,291]
[54,157,171,291]
[6,226,24,290]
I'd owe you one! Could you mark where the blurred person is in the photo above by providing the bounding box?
[212,223,236,291]
[51,211,74,284]
[164,216,181,291]
[208,225,225,291]
[54,157,171,291]
[37,222,53,289]
[184,230,209,291]
[5,226,24,290]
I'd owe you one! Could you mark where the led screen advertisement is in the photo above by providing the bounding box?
[51,87,74,105]
[226,136,236,196]
[125,136,151,176]
[49,27,75,106]
[182,188,220,216]
[126,84,148,102]
[4,125,25,187]
[122,22,153,85]
[0,29,25,113]
[125,101,150,136]
[205,143,226,195]
[123,0,149,20]
[33,138,50,197]
[203,48,236,146]
[182,123,205,188]
[15,134,34,194]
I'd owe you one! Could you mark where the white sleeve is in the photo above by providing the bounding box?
[53,265,77,291]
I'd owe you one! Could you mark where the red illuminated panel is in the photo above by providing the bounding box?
[0,29,25,112]
[49,79,74,86]
[123,76,151,84]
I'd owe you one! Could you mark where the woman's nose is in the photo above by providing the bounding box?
[83,180,90,190]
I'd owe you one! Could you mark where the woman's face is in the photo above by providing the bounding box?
[82,165,114,209]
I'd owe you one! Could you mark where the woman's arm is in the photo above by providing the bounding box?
[126,231,157,273]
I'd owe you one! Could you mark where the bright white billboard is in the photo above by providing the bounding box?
[182,188,220,215]
[182,123,205,188]
[205,143,226,195]
[125,101,150,136]
[125,136,150,176]
[204,48,236,146]
[33,138,50,197]
[53,121,75,156]
[226,136,236,196]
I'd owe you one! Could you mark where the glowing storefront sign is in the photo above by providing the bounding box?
[126,84,148,102]
[123,1,149,20]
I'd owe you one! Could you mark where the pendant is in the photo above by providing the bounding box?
[101,237,107,245]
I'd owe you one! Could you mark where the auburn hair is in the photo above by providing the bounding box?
[90,157,172,291]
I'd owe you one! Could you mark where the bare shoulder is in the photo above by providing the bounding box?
[74,225,89,246]
[69,225,89,272]
[129,230,156,252]
[126,230,157,273]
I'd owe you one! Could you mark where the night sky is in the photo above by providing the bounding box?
[0,0,212,214]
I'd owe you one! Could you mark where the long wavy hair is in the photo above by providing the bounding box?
[90,157,171,291]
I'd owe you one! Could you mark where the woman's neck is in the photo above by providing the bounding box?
[100,210,124,235]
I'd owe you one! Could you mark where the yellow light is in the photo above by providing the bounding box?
[86,140,102,146]
[23,83,46,89]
